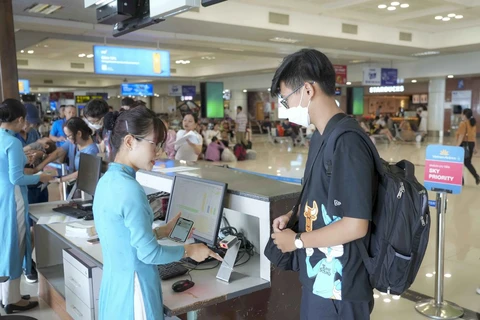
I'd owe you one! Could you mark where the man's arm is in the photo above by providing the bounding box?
[300,218,368,248]
[35,146,67,172]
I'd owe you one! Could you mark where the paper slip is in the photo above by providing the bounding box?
[174,131,200,147]
[37,215,81,225]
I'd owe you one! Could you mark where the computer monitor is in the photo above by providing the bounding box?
[77,153,102,197]
[165,175,227,247]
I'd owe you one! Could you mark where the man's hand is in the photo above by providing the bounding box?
[271,228,296,253]
[272,211,292,233]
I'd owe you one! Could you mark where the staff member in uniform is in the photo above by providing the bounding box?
[270,49,375,319]
[0,99,53,314]
[94,107,221,320]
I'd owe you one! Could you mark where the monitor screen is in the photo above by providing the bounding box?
[18,79,30,94]
[93,45,170,77]
[166,175,227,246]
[77,153,102,197]
[121,83,154,96]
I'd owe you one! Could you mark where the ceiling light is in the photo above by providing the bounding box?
[346,81,352,85]
[78,53,86,58]
[43,45,48,48]
[269,37,300,44]
[442,17,450,21]
[387,6,396,11]
[448,13,456,17]
[378,4,387,9]
[412,51,440,56]
[448,75,454,78]
[267,88,271,92]
[445,273,452,278]
[41,5,62,15]
[435,16,443,20]
[175,60,191,65]
[391,1,400,5]
[27,3,49,13]
[243,89,248,93]
[20,50,24,53]
[86,54,94,58]
[411,79,417,83]
[400,3,409,8]
[268,166,272,169]
[455,15,463,19]
[27,50,34,54]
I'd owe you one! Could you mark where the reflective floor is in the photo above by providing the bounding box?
[8,134,479,319]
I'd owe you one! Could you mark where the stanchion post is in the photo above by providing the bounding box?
[415,191,464,319]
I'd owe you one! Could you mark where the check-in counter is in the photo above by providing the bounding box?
[30,161,302,320]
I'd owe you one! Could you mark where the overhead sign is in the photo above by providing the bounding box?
[168,85,182,96]
[451,90,472,106]
[363,67,381,86]
[75,95,104,104]
[93,45,170,77]
[182,85,196,97]
[369,86,404,93]
[381,68,398,86]
[121,83,154,96]
[424,145,464,194]
[18,79,30,94]
[334,65,347,85]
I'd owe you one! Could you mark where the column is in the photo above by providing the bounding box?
[229,90,247,120]
[427,78,446,137]
[0,0,19,101]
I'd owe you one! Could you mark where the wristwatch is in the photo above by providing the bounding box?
[294,233,304,249]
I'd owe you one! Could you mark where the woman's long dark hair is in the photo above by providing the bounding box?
[0,99,26,123]
[463,108,476,127]
[106,106,167,153]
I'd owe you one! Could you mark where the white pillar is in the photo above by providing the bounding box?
[428,78,446,137]
[229,90,247,120]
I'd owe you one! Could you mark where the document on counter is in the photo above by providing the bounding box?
[37,215,81,225]
[174,131,200,148]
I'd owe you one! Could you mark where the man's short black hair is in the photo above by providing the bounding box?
[122,97,135,108]
[237,106,242,111]
[84,99,109,119]
[271,49,336,98]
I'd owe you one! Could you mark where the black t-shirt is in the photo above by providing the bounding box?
[298,114,375,302]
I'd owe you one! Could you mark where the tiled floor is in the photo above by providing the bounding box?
[7,134,479,319]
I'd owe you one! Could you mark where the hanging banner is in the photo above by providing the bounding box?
[381,68,398,86]
[363,67,381,86]
[334,65,347,85]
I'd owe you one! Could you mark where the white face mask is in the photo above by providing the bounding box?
[84,118,103,131]
[282,87,311,128]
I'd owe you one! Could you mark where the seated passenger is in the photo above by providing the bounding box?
[205,137,225,162]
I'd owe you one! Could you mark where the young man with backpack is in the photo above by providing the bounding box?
[270,49,430,319]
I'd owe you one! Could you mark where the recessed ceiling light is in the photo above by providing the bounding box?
[448,75,454,78]
[378,4,387,9]
[43,45,48,48]
[243,89,248,93]
[411,79,417,83]
[27,3,62,14]
[269,37,300,44]
[442,17,450,21]
[387,6,396,11]
[42,5,62,15]
[455,15,463,19]
[20,50,24,53]
[86,54,94,58]
[78,53,86,58]
[435,16,443,20]
[27,50,34,54]
[267,88,271,92]
[412,51,440,56]
[346,81,352,85]
[391,1,400,5]
[400,3,409,8]
[447,13,456,17]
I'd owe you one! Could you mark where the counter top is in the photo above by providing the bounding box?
[139,160,301,202]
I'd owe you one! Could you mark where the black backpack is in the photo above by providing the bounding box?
[323,117,431,295]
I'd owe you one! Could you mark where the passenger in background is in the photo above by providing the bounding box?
[261,116,272,133]
[417,106,428,134]
[205,136,225,162]
[159,116,176,160]
[15,104,41,147]
[0,99,53,313]
[205,123,221,146]
[235,106,248,145]
[373,115,395,142]
[50,105,76,147]
[83,99,110,152]
[38,118,51,138]
[282,118,298,146]
[175,113,203,162]
[120,97,135,111]
[94,106,220,320]
[456,108,479,185]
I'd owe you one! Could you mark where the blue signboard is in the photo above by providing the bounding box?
[49,101,57,111]
[381,68,398,86]
[121,83,154,96]
[93,45,170,77]
[424,145,464,194]
[18,79,30,94]
[182,85,196,97]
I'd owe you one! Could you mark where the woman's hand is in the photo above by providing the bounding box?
[184,244,223,263]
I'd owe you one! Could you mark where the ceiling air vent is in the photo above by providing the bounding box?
[342,23,358,35]
[71,62,85,69]
[17,59,29,66]
[43,80,53,84]
[399,32,412,42]
[269,12,289,25]
[170,68,177,74]
[78,80,87,85]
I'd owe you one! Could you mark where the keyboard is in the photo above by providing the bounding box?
[52,206,91,219]
[158,262,189,281]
